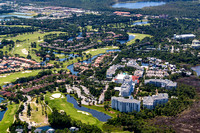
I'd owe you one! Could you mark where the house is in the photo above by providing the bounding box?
[111,96,140,112]
[143,93,168,109]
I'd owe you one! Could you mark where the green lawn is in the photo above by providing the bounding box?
[45,93,104,129]
[0,70,41,86]
[83,105,119,118]
[126,33,152,46]
[0,103,19,133]
[83,46,119,56]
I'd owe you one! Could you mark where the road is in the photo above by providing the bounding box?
[99,83,109,103]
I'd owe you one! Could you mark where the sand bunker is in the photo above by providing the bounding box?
[22,48,28,55]
[77,110,89,115]
[51,93,61,98]
[22,71,32,73]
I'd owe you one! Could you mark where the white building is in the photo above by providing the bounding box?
[114,74,135,97]
[174,34,196,39]
[111,96,140,112]
[144,79,177,89]
[191,39,200,49]
[106,64,125,79]
[143,93,168,110]
[127,59,144,70]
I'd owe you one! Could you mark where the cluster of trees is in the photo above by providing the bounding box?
[0,26,36,35]
[0,39,14,49]
[48,108,102,132]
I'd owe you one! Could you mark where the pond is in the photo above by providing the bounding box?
[66,94,111,122]
[37,126,53,131]
[0,97,7,121]
[133,21,148,25]
[191,66,200,76]
[112,2,166,9]
[118,34,135,44]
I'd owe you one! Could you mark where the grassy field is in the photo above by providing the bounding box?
[0,70,41,86]
[126,33,152,46]
[45,92,104,128]
[0,31,64,62]
[0,103,19,133]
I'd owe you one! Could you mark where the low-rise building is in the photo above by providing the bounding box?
[134,70,144,78]
[144,79,177,89]
[143,93,168,109]
[111,96,140,112]
[174,34,196,39]
[106,64,125,78]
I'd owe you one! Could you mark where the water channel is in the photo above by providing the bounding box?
[0,97,7,121]
[66,94,111,122]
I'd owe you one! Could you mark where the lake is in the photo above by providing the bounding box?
[0,97,7,121]
[112,2,166,9]
[191,66,200,76]
[0,12,33,21]
[118,34,135,44]
[66,94,111,122]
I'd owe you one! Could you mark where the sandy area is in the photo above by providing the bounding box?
[22,48,28,55]
[22,71,32,73]
[37,39,43,42]
[77,110,89,115]
[51,93,61,98]
[16,45,21,47]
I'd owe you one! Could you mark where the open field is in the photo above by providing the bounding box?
[45,92,104,128]
[0,103,19,133]
[127,33,152,46]
[0,70,41,86]
[21,98,50,127]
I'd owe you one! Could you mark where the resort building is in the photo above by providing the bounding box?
[144,79,177,89]
[114,74,135,97]
[127,59,144,70]
[111,96,140,112]
[143,93,168,110]
[174,34,196,39]
[106,64,125,79]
